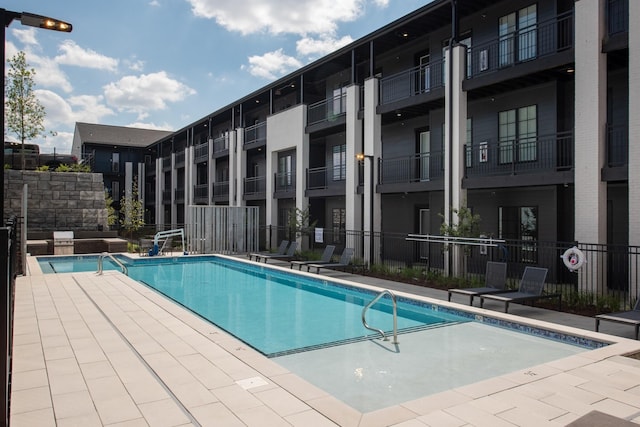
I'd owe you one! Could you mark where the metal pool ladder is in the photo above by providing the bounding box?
[97,252,128,276]
[362,289,398,344]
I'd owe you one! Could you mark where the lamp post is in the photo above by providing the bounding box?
[357,153,374,265]
[1,8,72,224]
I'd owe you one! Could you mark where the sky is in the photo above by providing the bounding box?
[3,0,430,153]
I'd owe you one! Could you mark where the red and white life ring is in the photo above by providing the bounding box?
[561,246,586,272]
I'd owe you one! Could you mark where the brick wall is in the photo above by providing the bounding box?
[4,170,108,231]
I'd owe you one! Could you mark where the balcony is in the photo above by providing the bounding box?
[244,176,266,199]
[174,187,185,203]
[608,0,628,36]
[193,184,209,204]
[466,11,573,81]
[194,142,209,163]
[379,59,444,107]
[307,93,347,127]
[306,166,345,196]
[175,151,185,167]
[603,123,628,181]
[244,121,267,147]
[274,172,296,198]
[162,189,171,204]
[213,135,229,156]
[463,132,574,188]
[162,156,171,171]
[378,152,444,193]
[212,181,229,202]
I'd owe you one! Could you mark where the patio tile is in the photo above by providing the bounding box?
[10,368,49,391]
[8,407,55,427]
[189,402,246,427]
[50,390,96,419]
[254,387,310,417]
[415,409,468,427]
[10,386,52,414]
[137,398,192,427]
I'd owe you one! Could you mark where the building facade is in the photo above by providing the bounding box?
[74,0,636,272]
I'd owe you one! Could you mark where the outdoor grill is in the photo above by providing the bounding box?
[53,231,74,255]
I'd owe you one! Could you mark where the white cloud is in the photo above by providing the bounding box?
[149,0,161,6]
[126,121,174,131]
[296,35,353,59]
[25,50,74,93]
[38,131,74,154]
[11,28,38,46]
[103,71,196,119]
[242,49,302,80]
[35,90,114,128]
[55,40,119,72]
[186,0,368,35]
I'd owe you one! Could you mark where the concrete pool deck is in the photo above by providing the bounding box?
[9,255,640,426]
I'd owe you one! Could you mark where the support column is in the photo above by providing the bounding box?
[574,0,607,291]
[444,44,468,277]
[628,0,640,298]
[363,77,381,265]
[228,130,238,206]
[345,83,363,246]
[235,129,246,207]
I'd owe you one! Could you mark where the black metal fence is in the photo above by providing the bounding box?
[258,226,639,311]
[2,217,19,427]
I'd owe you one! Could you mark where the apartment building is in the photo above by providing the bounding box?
[74,0,637,276]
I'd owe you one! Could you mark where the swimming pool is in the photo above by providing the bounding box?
[37,254,608,412]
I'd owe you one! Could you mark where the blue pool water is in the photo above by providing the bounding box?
[38,255,605,358]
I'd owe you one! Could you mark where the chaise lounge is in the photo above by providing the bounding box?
[248,240,288,261]
[306,248,354,274]
[255,241,298,263]
[448,261,508,305]
[595,297,640,340]
[289,245,335,270]
[479,266,560,313]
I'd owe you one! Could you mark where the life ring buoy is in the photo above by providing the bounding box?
[561,246,586,271]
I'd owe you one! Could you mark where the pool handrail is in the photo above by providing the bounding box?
[97,252,128,276]
[362,289,398,344]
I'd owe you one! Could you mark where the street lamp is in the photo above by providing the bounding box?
[1,8,72,224]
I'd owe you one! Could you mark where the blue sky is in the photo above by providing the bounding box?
[3,0,428,153]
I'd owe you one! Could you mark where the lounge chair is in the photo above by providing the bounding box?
[479,267,559,313]
[307,248,354,274]
[595,297,640,340]
[256,241,298,263]
[248,240,288,261]
[289,245,335,270]
[448,261,508,305]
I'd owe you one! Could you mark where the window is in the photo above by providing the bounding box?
[332,85,348,116]
[332,144,346,181]
[332,208,346,244]
[499,206,538,263]
[278,155,292,187]
[499,5,537,67]
[499,105,537,163]
[465,118,473,167]
[418,51,430,93]
[111,181,120,201]
[112,153,120,173]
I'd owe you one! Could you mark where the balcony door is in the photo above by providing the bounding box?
[418,129,430,181]
[499,4,537,67]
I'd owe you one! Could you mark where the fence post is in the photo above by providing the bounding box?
[1,225,11,427]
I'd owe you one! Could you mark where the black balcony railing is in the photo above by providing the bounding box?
[607,0,628,36]
[306,166,346,190]
[464,132,573,177]
[213,135,229,154]
[244,176,266,196]
[606,123,628,168]
[212,181,229,200]
[274,172,296,194]
[379,59,445,105]
[194,142,209,163]
[379,152,444,185]
[175,151,185,167]
[244,121,267,145]
[162,156,171,170]
[308,93,347,126]
[174,187,185,203]
[162,189,172,204]
[468,11,573,79]
[193,184,209,203]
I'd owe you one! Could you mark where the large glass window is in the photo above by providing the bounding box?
[332,208,346,244]
[499,105,537,163]
[499,206,538,263]
[332,144,346,181]
[499,5,537,67]
[278,155,292,187]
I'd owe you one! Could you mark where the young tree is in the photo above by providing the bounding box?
[5,51,46,170]
[119,178,145,238]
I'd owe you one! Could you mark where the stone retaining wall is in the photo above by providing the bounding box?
[4,169,108,231]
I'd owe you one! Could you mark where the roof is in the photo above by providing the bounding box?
[75,122,173,148]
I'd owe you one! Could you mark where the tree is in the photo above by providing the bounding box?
[105,190,117,227]
[119,179,145,238]
[5,51,46,170]
[287,207,317,240]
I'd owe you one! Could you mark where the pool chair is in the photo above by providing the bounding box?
[479,266,559,313]
[595,297,640,340]
[306,247,354,274]
[289,245,335,270]
[256,241,298,263]
[248,240,288,261]
[447,261,508,305]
